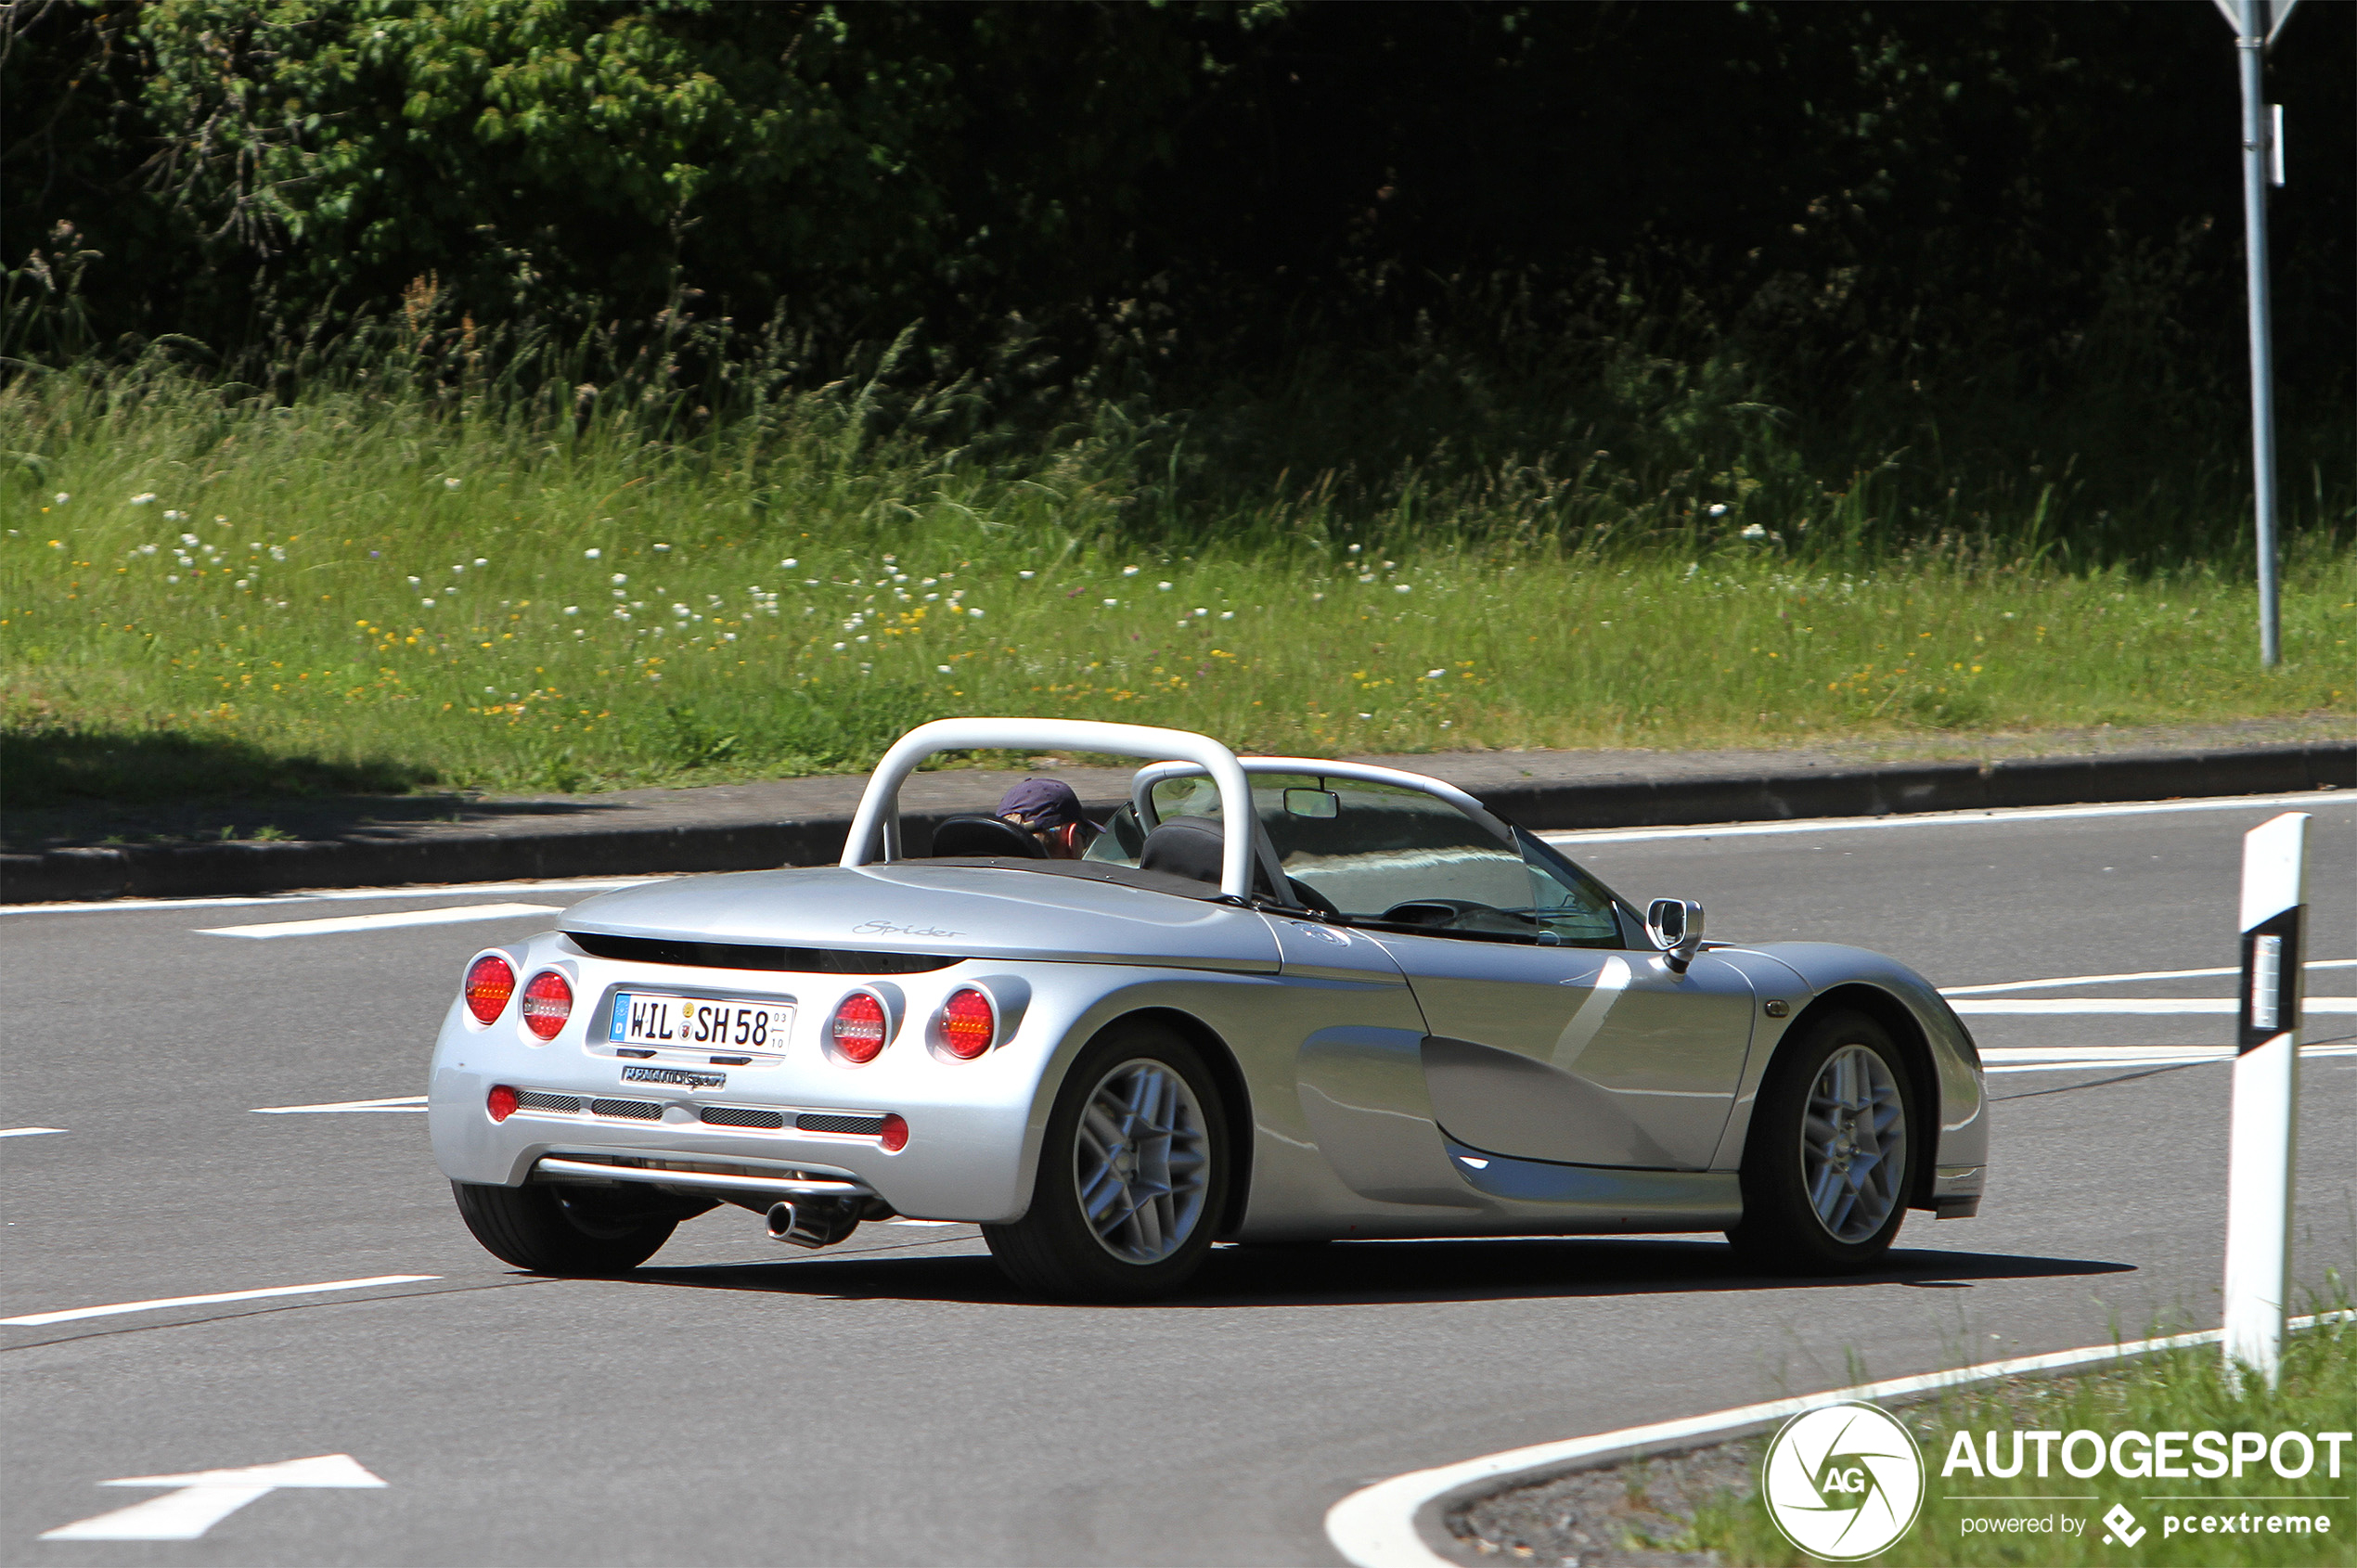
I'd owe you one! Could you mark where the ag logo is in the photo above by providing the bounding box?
[1761,1402,1925,1561]
[2101,1503,2145,1547]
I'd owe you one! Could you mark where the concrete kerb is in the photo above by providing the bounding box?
[3,739,2349,906]
[1330,1311,2356,1568]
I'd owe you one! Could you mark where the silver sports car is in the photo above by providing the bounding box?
[429,718,1987,1299]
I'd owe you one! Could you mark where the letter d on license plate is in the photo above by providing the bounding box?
[610,993,793,1051]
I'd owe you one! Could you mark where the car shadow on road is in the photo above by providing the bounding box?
[628,1235,2133,1309]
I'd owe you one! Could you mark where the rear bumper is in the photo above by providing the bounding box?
[427,986,1049,1222]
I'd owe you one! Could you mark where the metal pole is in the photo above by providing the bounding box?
[2222,811,2306,1390]
[2237,0,2283,666]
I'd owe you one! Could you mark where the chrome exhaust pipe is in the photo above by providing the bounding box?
[766,1198,861,1249]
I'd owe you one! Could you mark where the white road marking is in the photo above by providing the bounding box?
[1542,789,2344,845]
[39,1454,387,1542]
[251,1096,427,1114]
[198,902,561,938]
[1324,1311,2353,1568]
[1943,958,2357,995]
[1984,1042,2357,1074]
[0,876,659,918]
[0,1126,65,1138]
[0,1274,438,1328]
[1952,996,2357,1015]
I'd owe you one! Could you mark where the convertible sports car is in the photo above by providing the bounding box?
[429,718,1986,1299]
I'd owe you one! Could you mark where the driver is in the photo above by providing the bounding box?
[995,778,1096,860]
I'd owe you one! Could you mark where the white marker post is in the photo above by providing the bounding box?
[2222,811,2308,1389]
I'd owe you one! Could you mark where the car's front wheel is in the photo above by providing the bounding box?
[452,1181,684,1274]
[1727,1009,1920,1274]
[985,1023,1230,1301]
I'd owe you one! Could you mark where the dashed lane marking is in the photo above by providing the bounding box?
[1541,789,2344,845]
[198,902,561,938]
[1952,996,2356,1015]
[1982,1042,2357,1073]
[0,876,657,918]
[0,1127,66,1138]
[251,1096,427,1114]
[1942,958,2356,995]
[0,1274,439,1328]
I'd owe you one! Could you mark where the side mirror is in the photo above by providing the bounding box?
[1646,898,1707,974]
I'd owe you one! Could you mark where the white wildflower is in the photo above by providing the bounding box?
[612,573,627,585]
[130,493,156,506]
[444,477,461,490]
[1219,610,1234,620]
[1018,570,1035,579]
[1159,581,1173,591]
[1395,584,1411,594]
[586,548,601,559]
[53,493,69,506]
[1425,669,1445,679]
[936,664,952,674]
[1708,503,1729,517]
[1740,523,1768,540]
[564,606,579,615]
[1122,565,1140,576]
[653,543,671,553]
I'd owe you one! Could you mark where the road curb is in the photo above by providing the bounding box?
[4,740,2347,905]
[1327,1312,2354,1568]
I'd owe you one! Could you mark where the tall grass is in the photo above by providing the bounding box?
[1,350,2350,806]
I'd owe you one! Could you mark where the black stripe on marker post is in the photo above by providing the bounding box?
[2236,904,2304,1054]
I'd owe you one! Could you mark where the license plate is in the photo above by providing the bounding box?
[610,993,793,1052]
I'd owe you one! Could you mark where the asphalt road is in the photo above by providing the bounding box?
[3,790,2351,1566]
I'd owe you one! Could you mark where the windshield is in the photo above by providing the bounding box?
[1087,771,1627,947]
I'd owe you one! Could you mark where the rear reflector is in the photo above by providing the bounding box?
[464,954,516,1022]
[880,1112,909,1153]
[486,1085,520,1122]
[830,991,888,1063]
[939,987,996,1059]
[520,970,573,1040]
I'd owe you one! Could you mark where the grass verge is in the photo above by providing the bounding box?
[4,368,2351,806]
[1452,1314,2356,1566]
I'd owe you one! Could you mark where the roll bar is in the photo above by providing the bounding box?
[839,718,1260,899]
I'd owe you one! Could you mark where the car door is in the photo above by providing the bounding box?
[1385,935,1757,1170]
[1269,781,1755,1171]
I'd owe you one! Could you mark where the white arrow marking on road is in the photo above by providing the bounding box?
[198,902,562,938]
[39,1453,387,1541]
[251,1095,428,1114]
[0,1126,65,1138]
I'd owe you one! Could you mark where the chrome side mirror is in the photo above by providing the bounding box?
[1646,897,1707,973]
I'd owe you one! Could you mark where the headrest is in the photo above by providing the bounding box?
[1138,814,1228,886]
[930,815,1047,858]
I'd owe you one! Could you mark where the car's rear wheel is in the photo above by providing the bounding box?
[985,1023,1230,1301]
[452,1180,682,1274]
[1727,1009,1919,1274]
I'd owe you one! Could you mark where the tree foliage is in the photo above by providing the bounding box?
[5,1,2350,535]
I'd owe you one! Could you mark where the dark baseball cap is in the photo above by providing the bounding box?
[997,778,1088,832]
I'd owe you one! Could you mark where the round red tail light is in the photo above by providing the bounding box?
[939,988,997,1059]
[830,992,889,1063]
[520,970,573,1040]
[464,954,516,1022]
[486,1085,519,1122]
[880,1112,909,1153]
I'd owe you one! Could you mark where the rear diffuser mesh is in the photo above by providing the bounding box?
[796,1112,887,1137]
[588,1098,663,1121]
[514,1091,584,1113]
[700,1105,787,1130]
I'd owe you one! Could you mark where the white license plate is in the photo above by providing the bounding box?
[610,993,793,1052]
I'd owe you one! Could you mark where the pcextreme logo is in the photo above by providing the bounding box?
[1762,1402,1926,1561]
